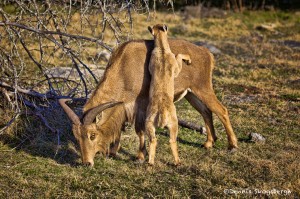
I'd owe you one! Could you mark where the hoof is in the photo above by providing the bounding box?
[108,152,117,158]
[203,141,214,149]
[228,147,238,153]
[174,160,181,166]
[148,161,154,166]
[136,158,145,164]
[228,143,238,151]
[137,151,146,162]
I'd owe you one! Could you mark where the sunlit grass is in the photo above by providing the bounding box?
[1,9,300,197]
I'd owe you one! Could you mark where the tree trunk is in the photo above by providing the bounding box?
[230,0,239,12]
[260,0,266,10]
[238,0,243,12]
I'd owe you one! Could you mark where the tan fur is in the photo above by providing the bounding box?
[60,39,238,167]
[70,104,126,167]
[146,24,191,165]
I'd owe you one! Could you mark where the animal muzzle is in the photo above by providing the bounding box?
[82,161,94,167]
[80,146,96,167]
[82,159,94,167]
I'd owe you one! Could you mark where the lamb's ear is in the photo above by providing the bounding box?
[163,24,168,32]
[148,26,153,35]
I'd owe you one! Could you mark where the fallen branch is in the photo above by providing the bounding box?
[0,80,52,99]
[178,119,206,135]
[0,21,112,52]
[1,87,13,106]
[0,80,86,103]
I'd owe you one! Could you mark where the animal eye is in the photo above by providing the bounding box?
[90,133,96,141]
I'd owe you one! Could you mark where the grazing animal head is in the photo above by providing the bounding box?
[59,99,123,167]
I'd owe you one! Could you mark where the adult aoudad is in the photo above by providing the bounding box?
[59,39,238,167]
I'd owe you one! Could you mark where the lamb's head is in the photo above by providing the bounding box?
[59,99,122,167]
[148,24,168,37]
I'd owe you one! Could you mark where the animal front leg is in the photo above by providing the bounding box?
[109,139,121,157]
[136,130,147,163]
[176,54,192,65]
[174,54,192,77]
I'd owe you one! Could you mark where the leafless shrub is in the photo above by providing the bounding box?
[0,0,174,136]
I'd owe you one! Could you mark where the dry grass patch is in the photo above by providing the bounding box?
[1,10,300,198]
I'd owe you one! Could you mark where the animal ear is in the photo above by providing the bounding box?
[148,26,153,35]
[95,112,103,124]
[163,24,168,32]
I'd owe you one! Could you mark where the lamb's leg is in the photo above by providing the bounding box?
[176,54,191,64]
[168,110,181,165]
[109,138,121,157]
[136,130,147,163]
[174,54,191,77]
[146,120,157,165]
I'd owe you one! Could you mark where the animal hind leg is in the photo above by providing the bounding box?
[185,92,217,148]
[191,89,238,150]
[167,114,181,165]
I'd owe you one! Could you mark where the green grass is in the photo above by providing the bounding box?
[1,10,300,198]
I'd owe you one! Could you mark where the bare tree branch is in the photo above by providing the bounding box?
[0,0,184,138]
[0,112,20,135]
[0,22,112,51]
[0,80,86,103]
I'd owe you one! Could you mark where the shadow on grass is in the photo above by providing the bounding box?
[0,127,81,167]
[117,148,138,162]
[157,130,203,148]
[238,137,252,143]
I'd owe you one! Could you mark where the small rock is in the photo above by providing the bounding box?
[248,132,266,143]
[181,4,227,19]
[194,41,222,55]
[170,24,189,35]
[206,45,222,55]
[264,5,275,11]
[256,24,277,32]
[96,50,111,62]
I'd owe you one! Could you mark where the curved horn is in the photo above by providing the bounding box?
[83,101,123,125]
[59,99,82,125]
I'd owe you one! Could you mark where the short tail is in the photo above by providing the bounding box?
[156,111,168,127]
